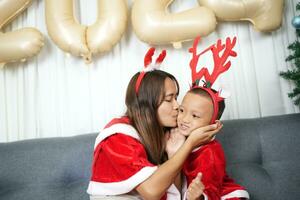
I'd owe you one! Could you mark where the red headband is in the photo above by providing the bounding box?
[135,47,167,94]
[189,36,237,124]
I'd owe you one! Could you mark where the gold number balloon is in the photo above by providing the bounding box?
[0,0,44,68]
[131,0,217,48]
[197,0,284,32]
[45,0,128,63]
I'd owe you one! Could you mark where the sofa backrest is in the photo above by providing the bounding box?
[0,113,299,200]
[0,133,96,200]
[217,113,300,200]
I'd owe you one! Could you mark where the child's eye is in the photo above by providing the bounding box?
[179,108,184,113]
[193,114,200,118]
[165,99,172,102]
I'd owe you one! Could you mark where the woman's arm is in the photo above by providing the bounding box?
[136,123,222,200]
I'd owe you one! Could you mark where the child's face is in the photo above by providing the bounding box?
[177,92,214,136]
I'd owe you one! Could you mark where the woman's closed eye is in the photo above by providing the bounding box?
[164,98,172,102]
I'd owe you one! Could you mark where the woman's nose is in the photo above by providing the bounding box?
[173,99,179,110]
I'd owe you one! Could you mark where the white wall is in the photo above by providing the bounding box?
[0,0,299,142]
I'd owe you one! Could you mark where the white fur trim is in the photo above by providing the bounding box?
[203,193,208,200]
[181,175,187,196]
[218,88,230,99]
[87,166,157,195]
[221,190,250,200]
[142,64,160,72]
[166,184,181,200]
[94,123,140,149]
[192,146,202,153]
[183,191,187,200]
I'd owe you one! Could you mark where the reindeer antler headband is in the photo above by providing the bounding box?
[189,36,237,123]
[135,47,167,94]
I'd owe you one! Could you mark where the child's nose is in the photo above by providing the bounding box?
[182,113,190,123]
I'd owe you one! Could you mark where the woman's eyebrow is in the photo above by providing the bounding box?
[165,93,176,97]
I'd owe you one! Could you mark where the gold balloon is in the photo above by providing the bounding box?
[0,0,44,67]
[87,0,128,55]
[0,28,44,66]
[131,0,217,48]
[0,0,32,29]
[197,0,284,32]
[45,0,128,63]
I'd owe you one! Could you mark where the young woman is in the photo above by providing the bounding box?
[87,48,221,200]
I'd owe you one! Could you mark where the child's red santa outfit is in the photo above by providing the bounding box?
[183,140,249,200]
[87,116,181,199]
[183,36,249,200]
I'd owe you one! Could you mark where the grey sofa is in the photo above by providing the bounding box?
[0,113,299,200]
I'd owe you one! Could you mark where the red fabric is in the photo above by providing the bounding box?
[222,174,246,197]
[91,133,155,182]
[90,116,167,200]
[104,116,131,129]
[183,140,246,200]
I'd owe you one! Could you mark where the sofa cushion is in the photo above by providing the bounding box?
[217,113,300,200]
[0,134,96,200]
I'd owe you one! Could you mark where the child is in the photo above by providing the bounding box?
[179,36,249,200]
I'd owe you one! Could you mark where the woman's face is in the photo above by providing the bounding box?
[157,78,179,127]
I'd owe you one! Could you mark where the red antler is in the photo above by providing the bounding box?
[144,47,155,67]
[189,36,209,84]
[208,37,237,85]
[189,36,237,87]
[155,50,166,64]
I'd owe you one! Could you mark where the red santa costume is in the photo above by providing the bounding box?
[183,140,249,200]
[182,36,249,200]
[87,116,181,199]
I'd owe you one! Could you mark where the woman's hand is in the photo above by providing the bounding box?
[186,121,223,148]
[165,128,186,158]
[186,173,205,200]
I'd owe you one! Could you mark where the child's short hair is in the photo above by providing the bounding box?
[189,88,225,121]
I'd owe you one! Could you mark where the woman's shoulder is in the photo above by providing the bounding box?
[104,116,131,128]
[94,116,140,148]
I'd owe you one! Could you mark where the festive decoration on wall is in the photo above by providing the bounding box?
[45,0,128,63]
[0,0,44,68]
[0,0,32,29]
[0,0,286,66]
[280,3,300,107]
[131,0,217,48]
[292,15,300,29]
[197,0,284,32]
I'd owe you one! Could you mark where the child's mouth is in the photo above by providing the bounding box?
[179,123,189,131]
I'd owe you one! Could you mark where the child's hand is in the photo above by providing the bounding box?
[186,173,205,200]
[186,122,223,148]
[165,128,186,158]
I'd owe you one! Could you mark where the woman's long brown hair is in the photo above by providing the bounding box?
[125,70,179,165]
